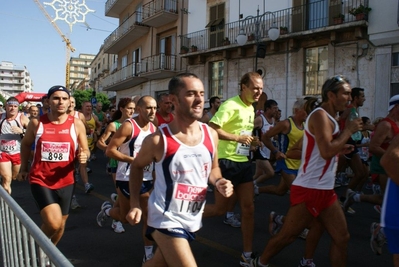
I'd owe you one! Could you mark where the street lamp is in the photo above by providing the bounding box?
[236,8,280,72]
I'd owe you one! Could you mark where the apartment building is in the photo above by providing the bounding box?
[101,0,187,100]
[90,45,118,100]
[69,53,96,91]
[181,0,399,120]
[0,61,33,98]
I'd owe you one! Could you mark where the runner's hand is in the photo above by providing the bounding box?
[78,147,88,164]
[126,207,142,225]
[215,178,234,198]
[17,171,28,181]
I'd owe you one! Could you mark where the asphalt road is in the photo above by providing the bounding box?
[9,151,393,267]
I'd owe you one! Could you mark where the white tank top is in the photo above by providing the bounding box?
[259,114,274,159]
[0,113,23,154]
[147,122,215,232]
[293,108,340,190]
[115,119,156,182]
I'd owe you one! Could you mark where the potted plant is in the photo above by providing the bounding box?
[349,4,372,20]
[180,45,189,54]
[247,33,255,41]
[223,37,231,45]
[191,45,198,52]
[333,13,345,25]
[279,26,288,35]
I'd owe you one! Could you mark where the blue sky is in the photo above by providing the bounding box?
[0,0,118,93]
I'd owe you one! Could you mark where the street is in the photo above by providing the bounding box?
[10,150,393,267]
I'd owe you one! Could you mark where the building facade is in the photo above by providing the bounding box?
[101,0,187,101]
[90,45,118,99]
[181,0,399,121]
[69,53,96,91]
[0,61,33,99]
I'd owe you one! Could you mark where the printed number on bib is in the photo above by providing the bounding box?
[235,130,252,156]
[171,183,207,214]
[41,141,70,162]
[0,140,17,152]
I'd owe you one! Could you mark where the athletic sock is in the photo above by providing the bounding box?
[144,246,153,258]
[353,193,361,202]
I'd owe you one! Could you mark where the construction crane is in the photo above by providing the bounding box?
[33,0,75,89]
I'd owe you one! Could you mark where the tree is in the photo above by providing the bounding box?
[72,89,110,111]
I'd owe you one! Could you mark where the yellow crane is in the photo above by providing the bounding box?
[33,0,75,89]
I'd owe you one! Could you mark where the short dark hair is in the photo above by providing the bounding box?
[168,73,199,95]
[209,96,220,107]
[321,75,350,103]
[351,87,364,99]
[264,99,278,111]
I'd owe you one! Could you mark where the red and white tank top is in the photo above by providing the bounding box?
[29,115,78,189]
[293,108,340,190]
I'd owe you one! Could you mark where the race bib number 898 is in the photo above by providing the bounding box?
[41,141,70,162]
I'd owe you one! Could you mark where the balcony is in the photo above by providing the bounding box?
[139,54,178,79]
[105,0,130,18]
[103,63,148,91]
[104,12,150,54]
[142,0,178,28]
[180,0,369,57]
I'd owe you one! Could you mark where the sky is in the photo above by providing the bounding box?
[0,0,118,93]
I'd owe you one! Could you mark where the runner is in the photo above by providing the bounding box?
[203,72,262,266]
[17,85,89,247]
[0,97,29,194]
[98,96,156,263]
[126,73,233,267]
[251,75,362,267]
[96,97,136,234]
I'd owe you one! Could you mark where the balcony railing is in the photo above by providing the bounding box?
[143,0,178,19]
[105,0,130,18]
[140,54,177,73]
[180,0,369,52]
[102,62,145,89]
[103,11,150,53]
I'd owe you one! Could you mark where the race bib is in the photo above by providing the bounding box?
[41,141,70,162]
[0,140,16,152]
[170,183,207,214]
[235,130,252,156]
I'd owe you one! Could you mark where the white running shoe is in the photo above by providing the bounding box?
[96,201,112,227]
[269,211,282,236]
[223,214,241,227]
[112,220,125,233]
[298,228,309,240]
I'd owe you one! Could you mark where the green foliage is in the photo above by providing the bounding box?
[0,95,6,105]
[349,4,372,16]
[72,89,111,111]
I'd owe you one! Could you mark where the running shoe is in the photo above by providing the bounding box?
[373,205,381,214]
[142,253,154,265]
[249,257,270,267]
[370,222,386,255]
[86,167,92,174]
[240,252,257,267]
[111,193,118,203]
[112,220,125,233]
[70,196,81,210]
[339,200,356,214]
[268,211,282,236]
[298,259,316,267]
[85,183,94,194]
[96,201,112,227]
[372,184,381,195]
[223,214,241,227]
[298,228,309,240]
[343,189,357,212]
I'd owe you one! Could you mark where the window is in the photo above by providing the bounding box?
[132,48,141,75]
[393,52,399,66]
[304,46,328,95]
[209,61,224,98]
[207,3,225,48]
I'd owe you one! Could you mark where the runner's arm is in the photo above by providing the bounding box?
[381,134,399,185]
[97,122,116,151]
[105,121,134,162]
